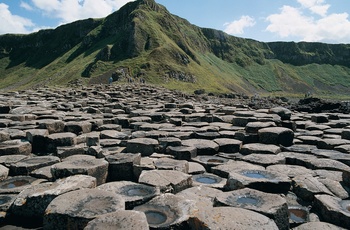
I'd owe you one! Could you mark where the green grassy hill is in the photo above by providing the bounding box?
[0,0,350,98]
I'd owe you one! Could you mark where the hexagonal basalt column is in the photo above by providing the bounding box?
[138,170,192,193]
[43,188,125,230]
[226,168,291,193]
[314,194,350,229]
[126,138,159,156]
[105,153,141,182]
[97,181,159,209]
[214,188,289,230]
[9,156,60,176]
[46,132,77,153]
[51,155,108,185]
[84,210,149,230]
[0,140,32,156]
[133,193,194,229]
[182,139,219,155]
[0,176,44,194]
[258,127,294,147]
[10,175,96,219]
[189,206,278,229]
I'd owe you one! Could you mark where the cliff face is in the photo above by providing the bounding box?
[267,42,350,67]
[0,0,349,96]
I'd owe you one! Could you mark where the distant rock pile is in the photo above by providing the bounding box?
[0,84,349,229]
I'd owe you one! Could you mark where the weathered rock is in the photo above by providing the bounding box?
[0,131,10,142]
[9,156,60,176]
[84,210,149,230]
[192,173,226,189]
[97,181,159,209]
[267,164,316,178]
[342,129,350,140]
[51,155,108,185]
[0,194,17,214]
[153,158,189,173]
[292,174,333,201]
[138,170,192,193]
[314,194,350,229]
[226,168,291,193]
[37,119,65,134]
[56,144,86,159]
[182,139,219,155]
[293,222,346,230]
[240,143,281,155]
[269,107,292,120]
[191,155,229,172]
[213,138,242,153]
[64,121,92,135]
[26,129,49,154]
[0,164,9,181]
[106,153,141,182]
[317,138,350,149]
[133,193,194,229]
[126,138,159,156]
[214,188,289,230]
[0,155,28,167]
[43,188,125,230]
[0,140,32,156]
[46,132,77,153]
[189,206,279,229]
[0,176,44,194]
[177,186,223,207]
[240,154,286,167]
[211,160,264,178]
[166,145,197,160]
[258,127,294,147]
[10,175,96,218]
[245,121,277,134]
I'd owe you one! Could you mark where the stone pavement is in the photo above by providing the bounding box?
[0,84,349,229]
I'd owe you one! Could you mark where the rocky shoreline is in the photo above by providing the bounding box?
[0,84,349,229]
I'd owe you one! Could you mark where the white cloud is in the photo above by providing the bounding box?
[297,0,330,16]
[20,1,34,11]
[224,15,256,35]
[31,0,135,24]
[0,3,35,34]
[266,1,350,43]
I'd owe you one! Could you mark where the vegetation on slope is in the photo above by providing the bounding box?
[0,0,349,98]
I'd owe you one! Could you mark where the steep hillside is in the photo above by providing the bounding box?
[0,0,349,98]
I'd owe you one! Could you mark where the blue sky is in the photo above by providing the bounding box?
[1,0,350,43]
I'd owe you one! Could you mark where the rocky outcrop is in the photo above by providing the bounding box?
[0,84,348,229]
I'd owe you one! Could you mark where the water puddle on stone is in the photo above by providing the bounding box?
[236,196,259,205]
[127,188,151,196]
[289,208,308,223]
[196,176,218,184]
[3,180,29,189]
[242,171,268,179]
[145,211,167,225]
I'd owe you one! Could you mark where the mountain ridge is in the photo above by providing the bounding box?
[0,0,349,98]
